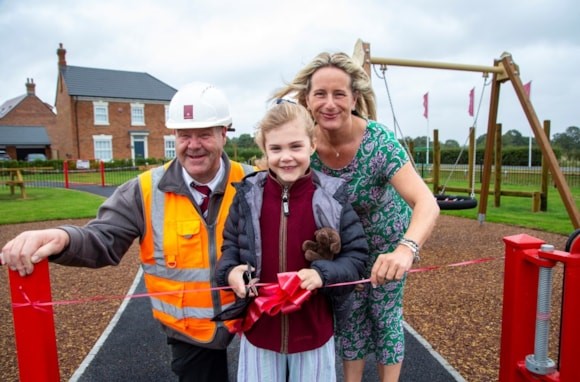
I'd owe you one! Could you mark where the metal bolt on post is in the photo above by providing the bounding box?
[525,244,556,375]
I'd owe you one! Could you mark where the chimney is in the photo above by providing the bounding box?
[57,43,67,67]
[26,78,36,95]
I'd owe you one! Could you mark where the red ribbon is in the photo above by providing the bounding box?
[11,257,501,312]
[230,272,312,333]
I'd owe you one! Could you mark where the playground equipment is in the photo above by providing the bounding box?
[428,122,551,213]
[372,48,484,211]
[431,126,479,210]
[499,229,580,381]
[353,39,580,229]
[434,193,478,210]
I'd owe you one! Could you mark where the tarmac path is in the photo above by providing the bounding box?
[68,184,465,381]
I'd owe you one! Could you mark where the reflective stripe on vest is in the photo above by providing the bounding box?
[138,160,251,343]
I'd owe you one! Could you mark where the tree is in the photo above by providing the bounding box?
[476,133,487,148]
[237,134,256,148]
[552,126,580,158]
[413,136,430,148]
[442,139,460,148]
[502,129,528,146]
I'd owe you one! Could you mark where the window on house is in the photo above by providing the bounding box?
[131,103,145,125]
[164,135,176,159]
[93,101,109,125]
[93,135,113,161]
[165,104,170,124]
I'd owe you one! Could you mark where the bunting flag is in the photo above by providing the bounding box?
[523,81,532,97]
[423,92,429,119]
[468,87,475,117]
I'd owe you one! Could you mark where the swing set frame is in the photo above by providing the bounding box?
[352,39,580,229]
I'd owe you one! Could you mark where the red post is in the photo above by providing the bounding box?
[9,260,60,381]
[63,160,69,189]
[499,234,546,382]
[100,160,105,186]
[540,240,580,381]
[501,233,580,381]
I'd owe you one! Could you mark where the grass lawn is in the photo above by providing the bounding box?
[0,184,578,236]
[0,188,105,225]
[438,184,580,236]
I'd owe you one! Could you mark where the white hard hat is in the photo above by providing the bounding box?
[166,82,232,129]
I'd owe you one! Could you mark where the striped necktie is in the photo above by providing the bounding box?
[191,183,211,216]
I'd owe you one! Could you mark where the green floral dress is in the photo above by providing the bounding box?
[311,120,412,365]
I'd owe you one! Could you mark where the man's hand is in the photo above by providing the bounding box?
[1,229,70,276]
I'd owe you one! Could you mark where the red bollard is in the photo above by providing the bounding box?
[9,260,60,382]
[501,232,580,382]
[540,235,580,381]
[500,234,546,382]
[100,160,105,186]
[63,160,69,189]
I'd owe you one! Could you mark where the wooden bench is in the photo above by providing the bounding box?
[1,168,26,198]
[1,180,26,198]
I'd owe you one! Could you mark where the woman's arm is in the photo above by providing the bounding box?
[370,162,440,284]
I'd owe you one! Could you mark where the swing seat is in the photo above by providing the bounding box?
[435,194,478,210]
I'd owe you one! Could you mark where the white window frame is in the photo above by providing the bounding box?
[131,103,145,126]
[164,104,170,124]
[164,135,176,159]
[93,135,113,162]
[93,101,109,125]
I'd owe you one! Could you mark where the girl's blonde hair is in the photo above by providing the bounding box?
[254,100,315,154]
[271,52,377,120]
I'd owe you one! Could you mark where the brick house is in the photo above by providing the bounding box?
[54,43,177,161]
[0,79,55,160]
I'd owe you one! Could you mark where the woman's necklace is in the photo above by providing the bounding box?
[317,127,348,159]
[331,145,340,158]
[323,136,343,158]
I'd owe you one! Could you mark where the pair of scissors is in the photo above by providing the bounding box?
[242,262,259,297]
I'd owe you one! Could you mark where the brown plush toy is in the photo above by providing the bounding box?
[302,227,341,262]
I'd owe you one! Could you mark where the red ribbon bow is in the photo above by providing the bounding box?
[230,272,312,333]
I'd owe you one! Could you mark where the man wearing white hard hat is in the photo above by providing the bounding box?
[1,82,255,381]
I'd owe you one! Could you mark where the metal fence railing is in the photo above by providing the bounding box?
[0,164,143,192]
[2,159,579,193]
[416,163,580,189]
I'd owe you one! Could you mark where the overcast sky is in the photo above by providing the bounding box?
[1,0,578,143]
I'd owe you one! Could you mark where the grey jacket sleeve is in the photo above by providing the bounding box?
[310,200,369,296]
[215,192,244,287]
[50,178,145,268]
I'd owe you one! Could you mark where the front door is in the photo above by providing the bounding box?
[130,133,148,162]
[134,140,145,160]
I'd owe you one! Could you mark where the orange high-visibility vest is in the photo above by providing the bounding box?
[138,161,248,343]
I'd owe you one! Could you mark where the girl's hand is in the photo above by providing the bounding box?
[297,268,323,291]
[228,264,254,298]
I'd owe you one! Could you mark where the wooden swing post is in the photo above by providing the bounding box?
[480,54,579,228]
[354,39,580,229]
